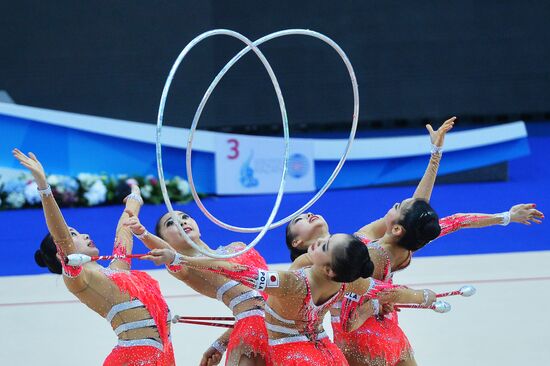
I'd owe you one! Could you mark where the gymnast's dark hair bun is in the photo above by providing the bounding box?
[331,235,375,283]
[398,199,441,251]
[360,256,375,279]
[416,215,441,242]
[35,233,63,274]
[34,250,47,267]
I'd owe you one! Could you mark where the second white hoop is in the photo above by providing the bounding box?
[186,29,360,233]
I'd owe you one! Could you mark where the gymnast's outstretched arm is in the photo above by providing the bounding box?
[438,204,543,238]
[109,185,143,270]
[412,116,455,202]
[124,213,190,279]
[341,278,436,332]
[124,211,174,251]
[142,248,306,298]
[13,149,76,255]
[12,149,94,290]
[355,117,455,239]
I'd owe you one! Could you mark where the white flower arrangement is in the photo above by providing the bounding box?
[141,185,153,199]
[175,176,191,196]
[83,179,108,206]
[49,175,79,194]
[0,172,198,209]
[24,181,41,205]
[6,192,26,208]
[46,174,61,187]
[77,173,101,190]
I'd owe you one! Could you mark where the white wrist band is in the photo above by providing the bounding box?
[498,211,511,226]
[421,289,430,307]
[170,252,186,266]
[37,185,53,198]
[211,339,227,354]
[431,144,443,156]
[125,193,144,206]
[134,230,150,240]
[372,299,380,316]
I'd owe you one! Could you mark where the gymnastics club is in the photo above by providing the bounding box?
[172,315,234,329]
[176,316,235,321]
[65,253,147,266]
[395,300,451,313]
[436,285,476,298]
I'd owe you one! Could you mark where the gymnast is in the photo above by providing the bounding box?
[124,210,270,366]
[13,149,175,366]
[282,117,543,366]
[142,231,441,366]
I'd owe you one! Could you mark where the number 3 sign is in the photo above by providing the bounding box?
[226,139,240,159]
[215,134,315,195]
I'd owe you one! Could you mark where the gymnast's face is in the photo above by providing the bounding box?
[308,235,333,265]
[158,211,201,248]
[69,227,99,257]
[308,234,348,277]
[288,212,330,250]
[384,198,415,228]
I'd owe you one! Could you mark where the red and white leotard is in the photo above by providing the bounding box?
[61,256,175,366]
[266,268,349,366]
[219,245,270,365]
[102,268,175,366]
[331,214,477,365]
[170,243,270,365]
[331,238,412,366]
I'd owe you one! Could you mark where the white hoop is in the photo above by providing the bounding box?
[156,29,290,259]
[187,29,359,233]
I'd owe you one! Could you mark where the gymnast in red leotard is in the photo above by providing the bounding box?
[14,148,175,366]
[125,211,270,366]
[283,117,543,366]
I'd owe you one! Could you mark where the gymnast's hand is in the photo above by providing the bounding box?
[380,302,398,316]
[348,299,377,329]
[141,248,177,266]
[509,203,544,225]
[200,346,223,366]
[377,287,436,306]
[426,116,456,148]
[123,209,147,236]
[12,148,48,189]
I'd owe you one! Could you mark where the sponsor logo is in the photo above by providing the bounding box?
[239,152,259,188]
[288,153,309,178]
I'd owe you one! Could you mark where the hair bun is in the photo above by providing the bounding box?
[34,250,47,267]
[360,256,375,278]
[416,218,441,242]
